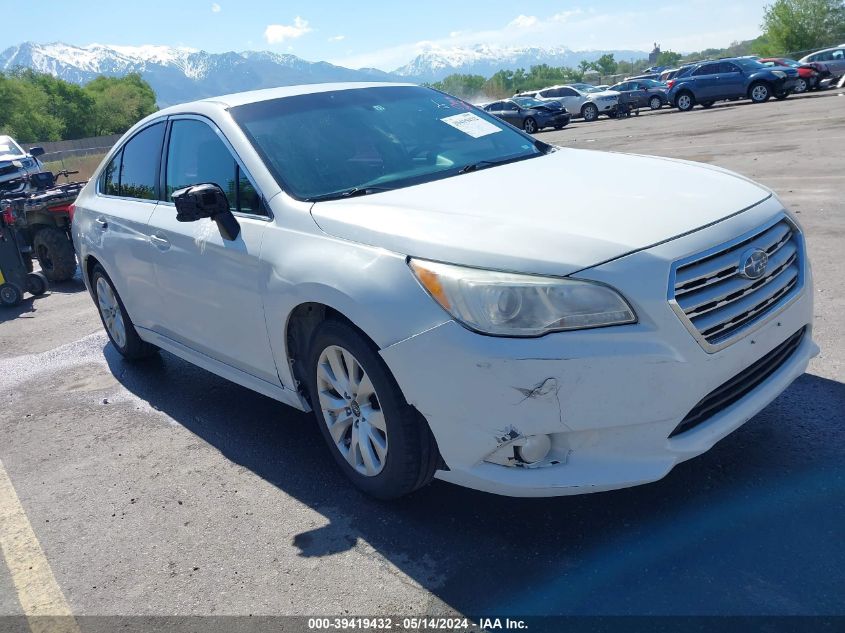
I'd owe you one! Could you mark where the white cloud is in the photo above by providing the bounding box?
[264,17,312,44]
[328,35,346,42]
[211,2,221,12]
[508,15,539,29]
[550,9,583,23]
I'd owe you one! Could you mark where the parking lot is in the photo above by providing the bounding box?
[1,89,843,625]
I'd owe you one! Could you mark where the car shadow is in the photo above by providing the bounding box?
[104,345,845,616]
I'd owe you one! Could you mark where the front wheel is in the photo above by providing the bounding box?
[307,319,439,499]
[649,96,662,110]
[91,265,158,360]
[795,78,808,93]
[581,103,599,122]
[522,117,537,134]
[749,82,771,103]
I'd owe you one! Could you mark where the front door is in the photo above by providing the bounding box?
[146,116,279,385]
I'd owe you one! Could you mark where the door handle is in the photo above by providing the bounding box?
[95,216,108,229]
[150,233,171,250]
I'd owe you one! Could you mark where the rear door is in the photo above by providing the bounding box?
[718,61,745,97]
[145,115,279,385]
[84,121,165,330]
[555,87,583,114]
[499,101,521,126]
[690,63,720,100]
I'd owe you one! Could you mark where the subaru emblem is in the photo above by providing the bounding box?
[739,248,769,280]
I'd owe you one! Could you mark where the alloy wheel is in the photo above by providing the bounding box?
[316,345,388,477]
[649,96,662,110]
[96,277,127,349]
[751,84,769,102]
[677,94,692,110]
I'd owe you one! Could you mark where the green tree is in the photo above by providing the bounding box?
[590,54,618,76]
[758,0,845,54]
[84,73,157,136]
[655,50,683,67]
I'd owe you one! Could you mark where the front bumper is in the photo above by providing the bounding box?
[594,99,617,113]
[380,198,817,497]
[539,113,571,128]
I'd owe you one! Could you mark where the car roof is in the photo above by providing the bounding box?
[157,81,417,114]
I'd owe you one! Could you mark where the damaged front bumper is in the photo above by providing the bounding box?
[379,201,818,497]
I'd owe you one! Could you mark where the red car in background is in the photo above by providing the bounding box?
[759,58,822,93]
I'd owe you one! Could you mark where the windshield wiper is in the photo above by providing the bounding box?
[306,185,394,202]
[458,149,549,175]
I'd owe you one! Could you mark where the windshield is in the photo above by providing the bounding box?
[735,58,767,71]
[0,136,24,159]
[570,83,603,93]
[513,97,546,108]
[232,86,544,201]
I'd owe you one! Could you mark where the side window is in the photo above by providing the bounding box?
[165,118,261,215]
[559,88,577,97]
[833,50,844,60]
[100,150,121,196]
[486,102,501,111]
[119,122,165,200]
[502,102,518,111]
[692,64,715,76]
[720,62,740,73]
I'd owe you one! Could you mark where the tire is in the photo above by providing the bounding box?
[795,78,808,93]
[676,91,695,111]
[749,82,771,103]
[33,226,77,282]
[25,272,48,296]
[0,283,23,307]
[581,103,599,122]
[306,319,439,499]
[774,92,790,100]
[649,96,662,110]
[701,101,714,109]
[522,117,537,134]
[91,265,158,360]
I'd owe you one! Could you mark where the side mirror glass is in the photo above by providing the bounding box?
[172,183,240,241]
[28,147,45,157]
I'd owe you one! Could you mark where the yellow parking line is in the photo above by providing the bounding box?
[0,458,80,633]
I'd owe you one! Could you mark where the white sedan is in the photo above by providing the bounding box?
[74,82,817,498]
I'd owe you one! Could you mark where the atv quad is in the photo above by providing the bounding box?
[2,170,84,282]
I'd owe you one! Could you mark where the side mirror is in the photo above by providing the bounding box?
[172,183,240,241]
[28,147,45,158]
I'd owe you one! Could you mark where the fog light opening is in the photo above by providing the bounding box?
[515,434,551,465]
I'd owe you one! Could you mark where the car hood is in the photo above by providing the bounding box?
[309,149,771,276]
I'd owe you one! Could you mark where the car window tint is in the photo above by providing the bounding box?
[693,64,716,76]
[833,50,844,60]
[166,119,238,209]
[119,123,164,200]
[559,88,577,97]
[503,102,518,111]
[166,118,262,214]
[101,150,121,196]
[488,102,502,110]
[720,62,740,73]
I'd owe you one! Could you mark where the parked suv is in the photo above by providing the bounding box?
[74,83,816,499]
[0,136,45,195]
[667,57,799,111]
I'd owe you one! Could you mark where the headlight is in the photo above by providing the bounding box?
[409,259,636,336]
[771,70,786,78]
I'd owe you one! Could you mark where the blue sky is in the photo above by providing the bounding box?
[7,0,770,71]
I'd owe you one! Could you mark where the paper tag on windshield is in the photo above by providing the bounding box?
[440,112,502,138]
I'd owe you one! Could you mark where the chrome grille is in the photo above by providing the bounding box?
[669,216,803,350]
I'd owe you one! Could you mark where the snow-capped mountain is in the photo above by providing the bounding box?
[0,42,649,106]
[0,42,401,106]
[393,45,649,81]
